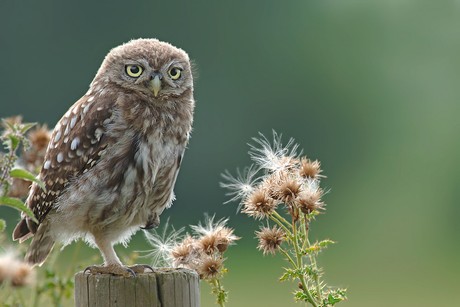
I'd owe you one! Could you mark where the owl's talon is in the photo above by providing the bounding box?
[83,264,136,277]
[129,264,155,274]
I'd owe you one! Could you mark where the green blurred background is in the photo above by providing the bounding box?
[1,0,459,306]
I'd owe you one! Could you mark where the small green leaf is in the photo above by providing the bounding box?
[0,196,38,223]
[327,293,342,305]
[318,239,336,248]
[20,122,36,134]
[10,168,45,191]
[0,219,5,232]
[7,135,20,151]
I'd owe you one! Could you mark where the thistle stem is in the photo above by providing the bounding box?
[292,216,318,307]
[301,216,323,302]
[272,210,292,228]
[211,278,226,307]
[269,214,293,240]
[278,246,296,267]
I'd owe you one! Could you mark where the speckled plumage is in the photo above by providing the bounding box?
[13,39,194,272]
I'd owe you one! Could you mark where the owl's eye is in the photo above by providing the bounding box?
[168,67,182,80]
[125,65,143,78]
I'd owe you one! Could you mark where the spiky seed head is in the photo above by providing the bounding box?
[242,188,277,219]
[198,256,223,280]
[299,157,322,179]
[296,189,325,214]
[256,226,285,255]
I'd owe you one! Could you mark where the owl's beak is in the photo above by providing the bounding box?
[149,74,162,97]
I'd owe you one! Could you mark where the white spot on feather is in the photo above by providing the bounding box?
[83,103,91,114]
[64,125,70,136]
[70,116,77,129]
[95,128,104,140]
[87,96,94,103]
[44,160,51,169]
[54,130,62,143]
[57,153,64,163]
[70,137,80,150]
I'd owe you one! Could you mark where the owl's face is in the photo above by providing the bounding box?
[94,39,193,100]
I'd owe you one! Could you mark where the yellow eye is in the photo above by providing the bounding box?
[168,67,182,80]
[125,65,143,78]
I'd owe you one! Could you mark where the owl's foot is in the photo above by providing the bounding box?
[84,264,136,277]
[128,264,155,274]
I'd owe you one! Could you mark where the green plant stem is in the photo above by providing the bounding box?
[269,215,293,240]
[292,217,318,307]
[309,253,322,302]
[211,278,226,307]
[278,246,296,267]
[272,210,292,228]
[301,215,323,301]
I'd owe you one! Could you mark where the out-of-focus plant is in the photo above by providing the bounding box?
[0,117,51,227]
[0,116,75,307]
[221,131,347,307]
[143,216,239,307]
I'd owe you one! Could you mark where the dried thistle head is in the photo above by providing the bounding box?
[171,235,196,267]
[296,189,325,214]
[197,222,239,255]
[256,226,285,255]
[298,157,322,179]
[198,256,223,280]
[199,233,218,255]
[215,227,239,253]
[268,171,302,204]
[27,125,51,153]
[242,188,277,219]
[248,131,301,173]
[0,252,35,287]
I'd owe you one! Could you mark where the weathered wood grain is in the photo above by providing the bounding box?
[75,268,200,307]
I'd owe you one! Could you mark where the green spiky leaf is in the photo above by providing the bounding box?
[0,196,38,223]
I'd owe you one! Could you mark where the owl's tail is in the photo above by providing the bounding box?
[24,221,55,266]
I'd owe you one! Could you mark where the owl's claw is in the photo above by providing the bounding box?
[84,264,136,277]
[128,264,155,274]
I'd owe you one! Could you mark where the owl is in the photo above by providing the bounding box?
[12,38,195,276]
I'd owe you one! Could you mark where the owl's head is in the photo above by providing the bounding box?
[94,38,193,100]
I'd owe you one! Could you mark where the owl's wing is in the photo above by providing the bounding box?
[13,94,114,240]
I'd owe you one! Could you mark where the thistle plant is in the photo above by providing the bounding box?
[221,131,347,306]
[143,216,239,307]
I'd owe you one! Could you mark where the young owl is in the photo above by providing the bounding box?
[12,38,195,276]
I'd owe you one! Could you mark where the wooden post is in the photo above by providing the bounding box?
[75,268,200,307]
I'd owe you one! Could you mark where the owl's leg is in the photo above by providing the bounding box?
[84,237,153,276]
[84,238,135,277]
